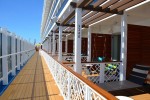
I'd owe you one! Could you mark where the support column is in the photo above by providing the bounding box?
[74,8,82,74]
[120,12,127,81]
[11,35,16,76]
[49,36,51,53]
[45,41,47,52]
[65,35,68,53]
[58,26,62,61]
[52,33,56,56]
[17,38,20,70]
[87,27,91,62]
[46,40,48,52]
[50,36,52,53]
[57,39,59,53]
[2,32,8,85]
[47,40,49,52]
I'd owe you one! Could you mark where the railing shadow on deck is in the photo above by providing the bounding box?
[41,50,118,100]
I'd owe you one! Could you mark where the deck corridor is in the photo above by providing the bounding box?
[0,52,64,100]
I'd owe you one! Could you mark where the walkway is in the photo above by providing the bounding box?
[0,52,63,100]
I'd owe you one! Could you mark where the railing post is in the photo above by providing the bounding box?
[85,85,90,100]
[11,34,16,76]
[100,63,105,83]
[2,32,8,85]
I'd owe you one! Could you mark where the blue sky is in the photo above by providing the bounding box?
[0,0,43,44]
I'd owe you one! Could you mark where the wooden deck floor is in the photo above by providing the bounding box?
[0,52,64,100]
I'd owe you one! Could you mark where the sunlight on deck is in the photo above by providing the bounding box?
[0,52,64,100]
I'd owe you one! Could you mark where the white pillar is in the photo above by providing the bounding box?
[58,26,62,61]
[17,38,20,70]
[120,12,127,81]
[57,39,59,53]
[46,40,48,52]
[100,63,105,83]
[48,36,51,53]
[87,27,91,62]
[11,35,16,76]
[65,35,68,53]
[74,8,82,74]
[46,38,49,53]
[52,33,56,56]
[2,32,8,85]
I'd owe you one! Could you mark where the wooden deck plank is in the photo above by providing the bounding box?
[23,83,33,98]
[0,85,15,100]
[0,52,64,100]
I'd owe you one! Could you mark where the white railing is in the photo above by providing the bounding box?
[81,62,121,84]
[0,49,35,59]
[64,62,121,84]
[62,55,74,62]
[0,49,35,83]
[81,56,88,62]
[62,53,74,56]
[41,50,118,100]
[62,55,88,62]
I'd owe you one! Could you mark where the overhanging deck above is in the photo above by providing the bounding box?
[56,0,147,32]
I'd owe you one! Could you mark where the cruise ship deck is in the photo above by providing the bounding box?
[0,0,150,100]
[0,52,63,100]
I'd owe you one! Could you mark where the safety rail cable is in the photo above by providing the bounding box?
[0,49,35,59]
[41,50,118,100]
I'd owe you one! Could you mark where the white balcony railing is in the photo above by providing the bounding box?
[0,49,35,83]
[63,62,121,84]
[41,50,118,100]
[81,62,121,84]
[62,55,88,62]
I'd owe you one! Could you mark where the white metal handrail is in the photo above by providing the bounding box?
[0,49,35,59]
[41,50,117,100]
[62,55,88,62]
[0,49,35,84]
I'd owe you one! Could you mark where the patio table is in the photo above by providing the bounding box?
[97,80,141,91]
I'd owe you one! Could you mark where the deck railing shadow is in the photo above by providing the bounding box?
[41,50,118,100]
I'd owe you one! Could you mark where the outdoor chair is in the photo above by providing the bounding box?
[127,64,150,85]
